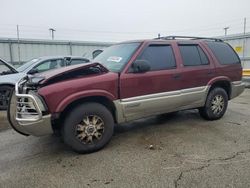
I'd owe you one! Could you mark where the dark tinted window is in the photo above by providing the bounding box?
[179,45,209,66]
[206,42,240,65]
[70,59,89,65]
[138,45,176,71]
[198,47,209,65]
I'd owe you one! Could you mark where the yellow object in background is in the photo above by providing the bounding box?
[234,46,243,53]
[243,69,250,77]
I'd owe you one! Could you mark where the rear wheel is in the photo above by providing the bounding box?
[0,85,13,110]
[62,102,114,153]
[199,87,228,120]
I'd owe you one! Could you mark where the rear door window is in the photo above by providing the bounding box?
[206,42,240,65]
[137,44,176,71]
[179,45,209,66]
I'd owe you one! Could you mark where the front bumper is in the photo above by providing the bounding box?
[230,81,245,99]
[7,79,53,136]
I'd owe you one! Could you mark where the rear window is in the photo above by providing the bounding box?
[206,42,240,65]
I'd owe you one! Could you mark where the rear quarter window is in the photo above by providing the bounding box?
[206,42,240,65]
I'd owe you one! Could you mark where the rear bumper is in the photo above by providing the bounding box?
[7,79,53,136]
[230,81,245,99]
[242,77,250,88]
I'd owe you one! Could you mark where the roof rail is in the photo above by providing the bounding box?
[155,36,223,42]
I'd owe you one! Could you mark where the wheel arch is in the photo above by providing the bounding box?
[0,83,15,88]
[57,96,117,129]
[208,79,232,99]
[0,84,15,110]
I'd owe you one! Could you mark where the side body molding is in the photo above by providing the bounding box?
[114,86,210,124]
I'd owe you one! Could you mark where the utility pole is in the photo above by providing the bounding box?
[242,18,247,68]
[223,27,229,36]
[16,25,21,65]
[49,28,56,40]
[243,17,247,34]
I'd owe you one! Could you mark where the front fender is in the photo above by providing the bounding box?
[55,89,116,113]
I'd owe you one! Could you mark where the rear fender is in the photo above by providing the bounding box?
[207,76,231,86]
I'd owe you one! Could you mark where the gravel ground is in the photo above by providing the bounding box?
[0,111,9,131]
[0,90,249,188]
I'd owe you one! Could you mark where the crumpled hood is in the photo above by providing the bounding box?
[28,62,109,86]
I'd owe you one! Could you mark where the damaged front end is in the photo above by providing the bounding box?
[7,76,53,136]
[7,62,109,136]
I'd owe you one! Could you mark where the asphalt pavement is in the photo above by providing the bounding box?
[0,90,250,188]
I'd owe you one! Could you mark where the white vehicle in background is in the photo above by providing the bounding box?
[0,56,89,110]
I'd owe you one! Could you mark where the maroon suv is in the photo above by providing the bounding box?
[8,36,245,153]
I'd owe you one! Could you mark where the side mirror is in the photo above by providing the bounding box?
[28,68,38,75]
[92,49,103,59]
[132,60,151,73]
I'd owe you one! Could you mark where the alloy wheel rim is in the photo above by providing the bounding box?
[211,95,224,115]
[75,115,104,144]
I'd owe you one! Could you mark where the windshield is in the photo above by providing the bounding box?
[17,58,40,72]
[94,42,140,72]
[0,60,12,74]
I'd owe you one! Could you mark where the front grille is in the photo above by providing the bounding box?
[16,97,40,120]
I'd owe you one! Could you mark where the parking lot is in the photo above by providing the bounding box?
[0,89,249,187]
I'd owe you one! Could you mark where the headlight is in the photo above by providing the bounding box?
[28,91,47,112]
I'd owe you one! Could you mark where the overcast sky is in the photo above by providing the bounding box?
[0,0,250,42]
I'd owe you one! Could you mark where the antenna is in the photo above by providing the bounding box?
[16,25,21,65]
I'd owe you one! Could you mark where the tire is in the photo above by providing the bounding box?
[61,102,114,153]
[199,87,228,120]
[0,85,13,111]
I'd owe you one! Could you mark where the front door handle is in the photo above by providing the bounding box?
[207,71,213,75]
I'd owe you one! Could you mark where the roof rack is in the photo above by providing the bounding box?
[155,36,223,42]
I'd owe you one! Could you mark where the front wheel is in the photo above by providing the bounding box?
[62,102,114,153]
[199,87,228,120]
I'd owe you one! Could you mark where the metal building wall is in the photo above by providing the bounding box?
[221,33,250,69]
[0,38,113,65]
[1,35,249,68]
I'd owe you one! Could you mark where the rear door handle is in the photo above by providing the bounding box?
[172,74,181,80]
